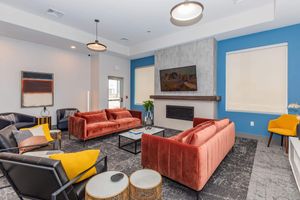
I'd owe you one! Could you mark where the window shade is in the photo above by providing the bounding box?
[135,66,155,104]
[226,43,288,114]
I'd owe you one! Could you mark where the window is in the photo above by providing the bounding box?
[226,43,288,114]
[135,66,155,105]
[108,77,123,108]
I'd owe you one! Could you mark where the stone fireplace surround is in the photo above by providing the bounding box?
[153,37,217,131]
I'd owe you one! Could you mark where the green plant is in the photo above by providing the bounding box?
[143,100,154,111]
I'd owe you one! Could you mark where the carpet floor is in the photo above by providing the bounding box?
[0,128,257,200]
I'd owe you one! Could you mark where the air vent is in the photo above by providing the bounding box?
[46,8,64,18]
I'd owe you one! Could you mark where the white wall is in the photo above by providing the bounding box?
[0,36,91,125]
[98,53,130,109]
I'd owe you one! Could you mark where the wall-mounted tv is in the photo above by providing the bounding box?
[160,65,197,91]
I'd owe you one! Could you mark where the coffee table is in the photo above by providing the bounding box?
[118,127,165,154]
[130,169,162,200]
[85,171,129,200]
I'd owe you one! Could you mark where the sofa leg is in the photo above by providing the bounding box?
[267,132,273,147]
[196,191,200,200]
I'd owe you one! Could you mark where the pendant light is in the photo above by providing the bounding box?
[170,0,204,26]
[87,19,107,52]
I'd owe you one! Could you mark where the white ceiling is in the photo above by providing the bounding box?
[0,0,300,57]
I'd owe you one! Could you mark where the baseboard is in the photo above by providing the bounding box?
[236,132,282,146]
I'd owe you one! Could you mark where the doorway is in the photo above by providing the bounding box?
[108,76,123,109]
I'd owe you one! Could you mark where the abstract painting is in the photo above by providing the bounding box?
[21,71,54,107]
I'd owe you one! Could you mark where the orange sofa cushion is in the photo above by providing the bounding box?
[86,121,118,136]
[82,113,108,124]
[114,118,141,129]
[105,108,126,120]
[214,118,230,131]
[75,110,104,118]
[190,125,217,146]
[111,110,132,119]
[171,121,214,143]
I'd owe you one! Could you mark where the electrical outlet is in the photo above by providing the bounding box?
[250,121,255,127]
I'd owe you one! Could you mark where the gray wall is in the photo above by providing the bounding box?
[154,37,217,95]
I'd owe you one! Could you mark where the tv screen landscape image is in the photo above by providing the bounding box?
[160,65,198,91]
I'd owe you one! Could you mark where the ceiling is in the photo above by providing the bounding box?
[0,0,300,57]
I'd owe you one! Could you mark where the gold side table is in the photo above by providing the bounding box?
[36,116,52,129]
[130,169,162,200]
[50,129,62,150]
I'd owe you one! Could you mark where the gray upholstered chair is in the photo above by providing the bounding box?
[56,108,79,131]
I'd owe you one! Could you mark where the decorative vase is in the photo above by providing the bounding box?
[40,106,50,117]
[144,109,153,130]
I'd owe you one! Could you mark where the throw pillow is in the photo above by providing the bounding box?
[105,108,126,120]
[214,118,230,132]
[0,114,16,123]
[12,129,49,154]
[64,110,77,119]
[21,124,53,142]
[189,125,217,146]
[111,110,132,119]
[82,113,108,124]
[49,149,100,183]
[172,121,214,142]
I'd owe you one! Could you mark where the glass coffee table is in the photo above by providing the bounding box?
[118,127,165,154]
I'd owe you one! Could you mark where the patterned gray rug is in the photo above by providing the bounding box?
[0,128,257,200]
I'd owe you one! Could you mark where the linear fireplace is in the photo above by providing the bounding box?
[166,105,194,121]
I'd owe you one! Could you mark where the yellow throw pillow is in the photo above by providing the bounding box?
[21,124,53,142]
[49,150,100,183]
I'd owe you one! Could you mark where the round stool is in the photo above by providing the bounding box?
[129,169,162,200]
[85,171,129,200]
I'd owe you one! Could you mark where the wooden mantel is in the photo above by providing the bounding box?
[150,95,221,102]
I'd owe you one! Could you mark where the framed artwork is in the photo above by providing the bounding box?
[21,71,54,108]
[160,65,198,91]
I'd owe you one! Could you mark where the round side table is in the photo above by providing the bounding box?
[85,171,129,200]
[130,169,162,200]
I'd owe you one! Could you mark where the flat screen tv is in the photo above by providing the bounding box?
[160,65,197,91]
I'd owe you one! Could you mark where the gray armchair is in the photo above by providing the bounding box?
[56,108,79,131]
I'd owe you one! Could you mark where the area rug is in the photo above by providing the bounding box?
[0,128,257,200]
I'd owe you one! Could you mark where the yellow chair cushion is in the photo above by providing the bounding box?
[21,124,53,142]
[49,150,100,183]
[268,128,296,137]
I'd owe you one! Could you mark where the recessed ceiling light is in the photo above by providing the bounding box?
[70,45,76,49]
[46,8,64,18]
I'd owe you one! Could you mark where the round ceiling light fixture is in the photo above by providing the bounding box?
[170,0,204,26]
[86,19,107,52]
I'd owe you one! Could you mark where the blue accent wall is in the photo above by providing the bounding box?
[130,56,155,114]
[217,24,300,136]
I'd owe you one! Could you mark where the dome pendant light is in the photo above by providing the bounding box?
[170,0,204,26]
[87,19,107,52]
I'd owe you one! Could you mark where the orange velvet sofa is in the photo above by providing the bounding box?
[68,108,142,143]
[141,118,235,192]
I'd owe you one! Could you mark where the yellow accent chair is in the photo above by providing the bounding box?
[267,114,299,153]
